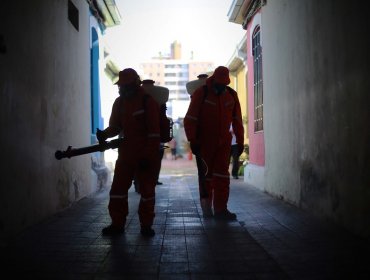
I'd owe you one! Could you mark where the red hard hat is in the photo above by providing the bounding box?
[115,68,139,85]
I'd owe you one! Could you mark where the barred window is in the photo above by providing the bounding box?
[252,26,263,132]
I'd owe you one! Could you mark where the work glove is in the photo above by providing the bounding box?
[190,142,201,156]
[96,128,107,144]
[237,143,244,157]
[138,158,150,171]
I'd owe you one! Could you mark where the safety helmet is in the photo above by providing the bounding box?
[115,68,140,85]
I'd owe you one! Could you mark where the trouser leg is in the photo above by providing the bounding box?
[212,144,231,212]
[213,175,230,212]
[108,159,134,228]
[231,145,239,177]
[155,148,164,182]
[196,155,208,199]
[136,157,159,227]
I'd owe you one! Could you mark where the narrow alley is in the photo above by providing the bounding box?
[1,158,369,280]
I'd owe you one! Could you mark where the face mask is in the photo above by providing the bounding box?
[119,84,137,98]
[214,84,226,95]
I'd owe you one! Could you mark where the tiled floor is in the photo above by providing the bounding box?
[1,158,369,279]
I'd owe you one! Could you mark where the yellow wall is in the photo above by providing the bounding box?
[230,66,249,145]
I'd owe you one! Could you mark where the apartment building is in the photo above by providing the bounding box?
[140,41,213,120]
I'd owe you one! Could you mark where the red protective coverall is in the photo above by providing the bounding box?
[108,87,160,228]
[184,77,244,213]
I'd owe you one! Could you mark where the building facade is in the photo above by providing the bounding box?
[226,34,249,149]
[0,0,121,240]
[228,0,370,237]
[140,41,214,120]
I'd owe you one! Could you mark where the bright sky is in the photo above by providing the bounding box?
[103,0,245,71]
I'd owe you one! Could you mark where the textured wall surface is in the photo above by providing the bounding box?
[262,0,370,236]
[0,0,93,240]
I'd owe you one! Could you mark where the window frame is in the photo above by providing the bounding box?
[252,26,263,132]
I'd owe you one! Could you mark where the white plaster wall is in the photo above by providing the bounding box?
[262,0,370,236]
[0,0,93,240]
[244,164,265,191]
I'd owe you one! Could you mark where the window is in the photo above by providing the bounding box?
[252,26,263,132]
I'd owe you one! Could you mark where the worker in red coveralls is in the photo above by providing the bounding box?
[184,66,244,220]
[96,68,160,237]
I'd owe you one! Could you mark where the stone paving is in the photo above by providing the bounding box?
[1,158,369,279]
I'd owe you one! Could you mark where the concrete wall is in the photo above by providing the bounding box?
[244,11,266,191]
[0,0,94,240]
[236,67,248,145]
[262,0,370,237]
[246,12,265,167]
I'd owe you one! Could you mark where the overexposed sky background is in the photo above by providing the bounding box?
[103,0,245,71]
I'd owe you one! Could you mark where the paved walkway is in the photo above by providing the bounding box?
[1,158,369,279]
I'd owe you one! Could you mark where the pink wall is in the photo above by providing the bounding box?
[246,17,265,166]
